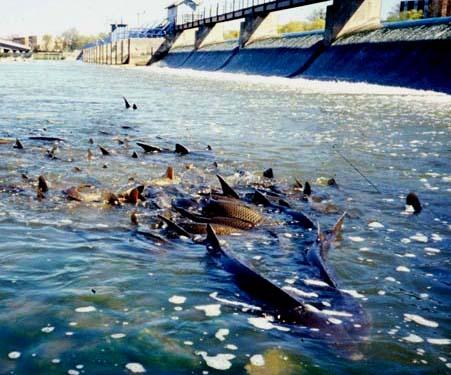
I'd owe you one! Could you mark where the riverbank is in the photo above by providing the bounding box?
[157,18,451,94]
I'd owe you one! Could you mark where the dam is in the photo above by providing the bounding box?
[81,0,451,94]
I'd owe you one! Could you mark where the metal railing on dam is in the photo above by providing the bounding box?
[176,0,328,31]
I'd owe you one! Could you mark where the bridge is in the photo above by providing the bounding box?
[82,0,382,65]
[0,38,31,53]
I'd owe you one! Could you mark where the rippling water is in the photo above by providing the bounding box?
[0,61,450,374]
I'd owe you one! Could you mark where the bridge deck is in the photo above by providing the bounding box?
[0,39,30,52]
[176,0,327,31]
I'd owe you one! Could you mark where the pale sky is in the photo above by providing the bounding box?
[1,0,400,37]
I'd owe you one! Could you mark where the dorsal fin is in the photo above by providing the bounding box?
[216,175,240,199]
[332,212,346,236]
[294,178,303,189]
[175,143,190,155]
[99,146,110,156]
[252,190,272,207]
[123,97,131,109]
[303,181,312,196]
[38,176,49,193]
[158,215,192,238]
[206,224,222,253]
[131,211,138,225]
[263,168,274,179]
[166,166,174,180]
[14,139,24,150]
[136,142,162,153]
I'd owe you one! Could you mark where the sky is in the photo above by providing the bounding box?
[1,0,400,37]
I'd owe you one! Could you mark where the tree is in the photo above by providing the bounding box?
[61,28,81,51]
[42,34,52,51]
[385,5,423,22]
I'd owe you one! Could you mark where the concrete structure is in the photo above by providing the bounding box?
[324,0,381,43]
[0,38,30,53]
[82,0,383,65]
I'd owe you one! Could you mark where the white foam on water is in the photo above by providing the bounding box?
[431,233,443,241]
[410,233,428,243]
[328,317,343,325]
[184,341,193,346]
[402,334,424,343]
[209,292,261,311]
[404,313,439,328]
[427,338,450,345]
[341,289,365,299]
[248,317,290,332]
[321,310,353,317]
[225,344,238,350]
[349,236,365,243]
[215,328,229,342]
[196,351,235,371]
[169,295,186,305]
[68,370,79,375]
[304,279,329,288]
[125,362,146,373]
[144,66,451,101]
[401,238,411,244]
[8,351,21,360]
[52,359,60,364]
[195,304,222,317]
[368,222,384,229]
[396,266,410,273]
[250,354,265,367]
[41,326,55,333]
[425,247,440,254]
[111,333,126,339]
[75,306,96,313]
[282,286,319,298]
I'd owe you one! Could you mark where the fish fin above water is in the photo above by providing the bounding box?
[263,168,274,179]
[158,215,192,238]
[99,146,110,156]
[38,175,49,193]
[175,143,190,155]
[206,224,222,253]
[294,178,303,189]
[332,212,346,236]
[131,211,138,225]
[252,190,272,207]
[132,103,138,110]
[123,96,131,109]
[303,181,312,197]
[406,192,422,214]
[136,142,162,153]
[14,139,24,150]
[216,175,240,200]
[166,167,174,180]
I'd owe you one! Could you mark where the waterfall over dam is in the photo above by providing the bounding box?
[157,19,451,94]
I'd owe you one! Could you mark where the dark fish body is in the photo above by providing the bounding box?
[14,139,24,149]
[29,136,65,142]
[175,143,190,155]
[38,176,49,193]
[136,142,163,153]
[99,146,110,156]
[180,222,241,235]
[175,207,254,230]
[202,199,262,226]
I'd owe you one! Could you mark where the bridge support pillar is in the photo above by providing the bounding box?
[239,13,278,48]
[194,23,224,49]
[325,0,381,44]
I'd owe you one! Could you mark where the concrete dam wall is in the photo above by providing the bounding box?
[158,20,451,94]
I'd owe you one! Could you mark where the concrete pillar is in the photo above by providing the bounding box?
[194,23,225,49]
[325,0,381,44]
[239,13,278,48]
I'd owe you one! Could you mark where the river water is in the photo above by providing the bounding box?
[0,61,450,374]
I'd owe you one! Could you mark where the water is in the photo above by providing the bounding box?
[0,61,450,374]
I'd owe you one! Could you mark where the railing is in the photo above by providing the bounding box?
[82,21,174,50]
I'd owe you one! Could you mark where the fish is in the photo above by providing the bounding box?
[132,151,139,159]
[123,96,131,109]
[216,175,240,200]
[406,192,422,214]
[158,215,193,238]
[180,222,242,235]
[14,139,24,149]
[202,199,263,226]
[174,207,254,230]
[252,190,315,229]
[99,146,110,156]
[29,136,65,142]
[150,167,180,186]
[131,211,139,225]
[136,142,163,153]
[306,213,346,288]
[132,103,138,110]
[205,225,369,360]
[263,168,274,179]
[38,176,49,193]
[175,143,190,155]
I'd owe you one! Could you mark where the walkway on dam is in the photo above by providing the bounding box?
[0,38,30,53]
[176,0,327,30]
